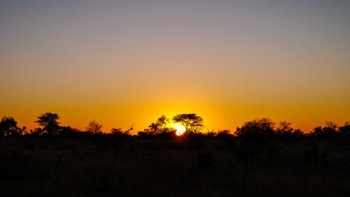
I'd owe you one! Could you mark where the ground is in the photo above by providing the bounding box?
[1,137,350,197]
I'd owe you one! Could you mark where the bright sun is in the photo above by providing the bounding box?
[173,123,186,136]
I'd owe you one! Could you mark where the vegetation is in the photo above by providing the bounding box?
[173,113,204,135]
[86,120,103,135]
[1,113,350,196]
[0,116,23,136]
[35,112,61,135]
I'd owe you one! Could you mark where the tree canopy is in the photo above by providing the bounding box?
[235,118,275,138]
[86,120,103,135]
[35,112,61,135]
[172,113,204,135]
[0,116,22,136]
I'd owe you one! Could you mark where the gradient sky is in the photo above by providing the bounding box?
[1,0,350,133]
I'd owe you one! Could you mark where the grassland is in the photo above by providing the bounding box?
[1,136,350,197]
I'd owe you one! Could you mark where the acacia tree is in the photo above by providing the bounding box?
[86,120,103,135]
[35,112,61,135]
[172,113,203,135]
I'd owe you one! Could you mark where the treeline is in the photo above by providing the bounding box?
[1,113,350,141]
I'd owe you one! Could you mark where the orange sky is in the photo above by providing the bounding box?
[1,1,349,133]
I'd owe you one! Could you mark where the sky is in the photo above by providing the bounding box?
[1,0,350,133]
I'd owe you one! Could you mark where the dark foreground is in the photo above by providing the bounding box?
[1,137,350,197]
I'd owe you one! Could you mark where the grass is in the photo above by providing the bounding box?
[1,137,350,197]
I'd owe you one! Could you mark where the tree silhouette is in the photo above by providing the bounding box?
[0,116,22,136]
[276,121,293,136]
[311,121,338,139]
[147,115,170,135]
[172,113,203,135]
[234,118,275,166]
[235,118,275,138]
[86,120,103,135]
[292,129,304,139]
[35,113,61,135]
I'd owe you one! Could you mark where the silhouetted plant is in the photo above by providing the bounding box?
[216,129,232,138]
[339,122,350,136]
[235,118,276,167]
[235,118,275,139]
[35,112,61,135]
[111,128,132,140]
[215,130,235,151]
[145,115,171,135]
[276,121,293,137]
[311,126,323,137]
[155,128,177,139]
[324,121,338,137]
[29,128,44,136]
[310,121,339,140]
[86,120,103,135]
[111,128,126,135]
[0,116,22,136]
[275,122,306,140]
[172,113,203,135]
[59,126,81,137]
[291,129,304,139]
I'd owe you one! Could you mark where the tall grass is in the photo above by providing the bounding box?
[0,137,349,196]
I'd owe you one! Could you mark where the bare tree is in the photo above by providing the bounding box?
[86,120,103,135]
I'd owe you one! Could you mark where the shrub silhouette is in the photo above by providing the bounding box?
[339,122,350,143]
[59,126,81,137]
[339,122,350,135]
[86,120,103,135]
[291,129,304,139]
[29,128,44,136]
[276,121,293,137]
[111,128,128,136]
[310,121,339,140]
[215,130,235,151]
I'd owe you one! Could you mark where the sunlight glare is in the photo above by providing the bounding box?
[174,123,186,136]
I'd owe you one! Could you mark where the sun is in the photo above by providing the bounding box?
[173,123,186,136]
